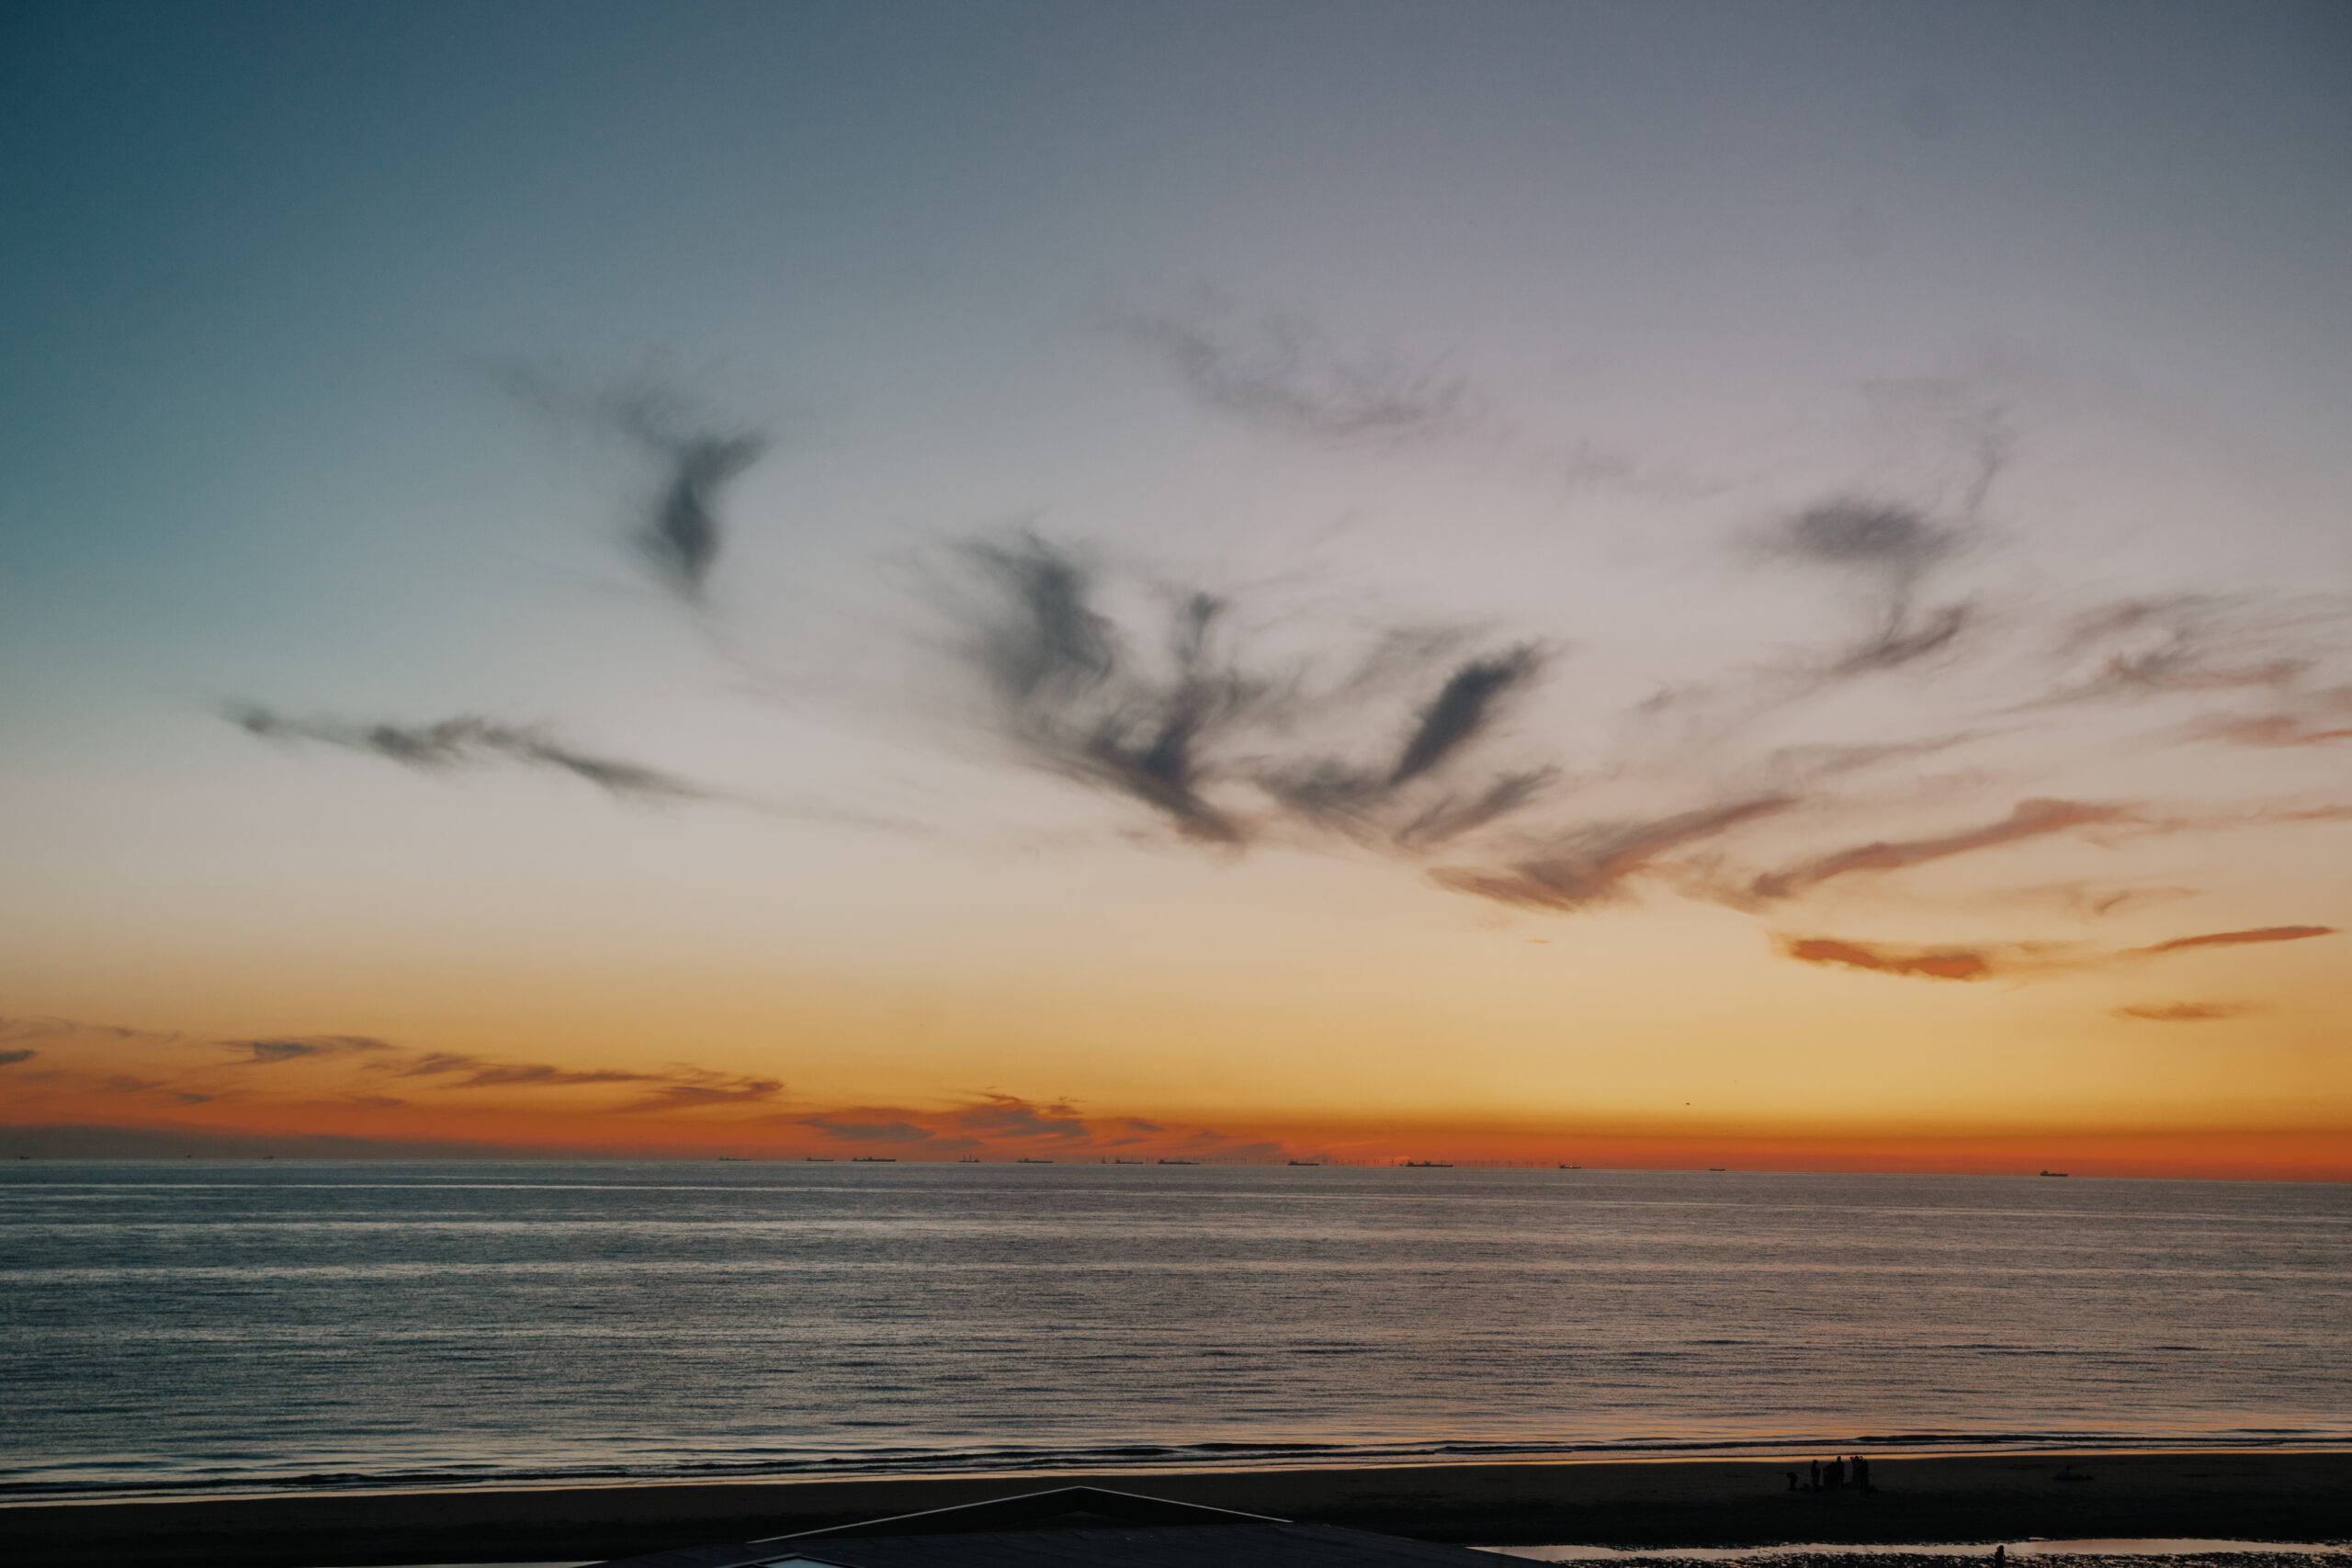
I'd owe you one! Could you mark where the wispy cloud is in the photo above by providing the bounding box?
[1432,796,1795,911]
[1119,299,1471,447]
[370,1050,783,1110]
[956,536,1256,841]
[0,1049,35,1067]
[232,1036,390,1066]
[1779,935,2008,981]
[1753,497,1977,676]
[2037,596,2318,706]
[944,532,1553,850]
[493,367,769,602]
[1750,797,2132,902]
[2188,686,2352,749]
[232,707,713,804]
[1779,922,2336,984]
[2130,924,2335,955]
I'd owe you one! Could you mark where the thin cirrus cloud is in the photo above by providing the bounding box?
[1753,497,1977,677]
[1429,796,1796,912]
[1116,299,1472,448]
[1747,798,2134,904]
[232,1036,390,1065]
[2034,596,2321,706]
[374,1051,783,1109]
[1,1018,791,1123]
[2188,685,2352,749]
[1779,923,2338,984]
[232,707,714,805]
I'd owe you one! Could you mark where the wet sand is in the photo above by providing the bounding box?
[8,1452,2349,1568]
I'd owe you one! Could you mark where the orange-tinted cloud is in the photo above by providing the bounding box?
[1753,797,2130,901]
[1780,922,2336,984]
[2131,924,2335,955]
[2112,1001,2263,1022]
[1780,936,1998,981]
[2199,715,2352,747]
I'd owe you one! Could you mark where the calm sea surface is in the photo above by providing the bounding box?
[3,1163,2347,1500]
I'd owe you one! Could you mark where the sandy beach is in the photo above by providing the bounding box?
[9,1452,2349,1568]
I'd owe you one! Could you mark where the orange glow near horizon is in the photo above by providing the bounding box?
[5,1013,2344,1179]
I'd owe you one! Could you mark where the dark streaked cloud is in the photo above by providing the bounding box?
[636,432,766,599]
[958,536,1253,841]
[493,367,769,602]
[1119,301,1470,447]
[1430,795,1794,911]
[0,1049,35,1066]
[231,1036,389,1066]
[947,532,1552,850]
[1389,647,1544,788]
[1770,499,1964,582]
[1756,498,1976,676]
[232,706,712,804]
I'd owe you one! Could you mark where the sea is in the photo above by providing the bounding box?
[3,1162,2347,1502]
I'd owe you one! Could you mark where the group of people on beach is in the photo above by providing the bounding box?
[1786,1455,1873,1493]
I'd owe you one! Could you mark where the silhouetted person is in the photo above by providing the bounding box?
[1830,1456,1847,1488]
[1787,1472,1800,1491]
[1853,1454,1872,1492]
[1994,1547,2007,1567]
[1810,1460,1822,1489]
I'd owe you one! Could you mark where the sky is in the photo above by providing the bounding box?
[3,0,2348,1176]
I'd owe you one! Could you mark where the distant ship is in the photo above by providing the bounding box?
[852,1156,896,1163]
[958,1156,981,1163]
[2041,1169,2070,1177]
[803,1156,835,1162]
[1558,1164,1581,1169]
[1403,1160,1452,1168]
[1157,1158,1198,1166]
[1709,1167,1726,1172]
[1016,1157,1055,1164]
[1114,1157,1146,1164]
[1287,1160,1320,1166]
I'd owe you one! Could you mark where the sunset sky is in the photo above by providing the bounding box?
[4,1,2347,1176]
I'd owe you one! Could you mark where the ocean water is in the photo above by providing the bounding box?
[2,1162,2347,1500]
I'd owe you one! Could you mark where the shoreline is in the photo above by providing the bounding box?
[9,1452,2349,1568]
